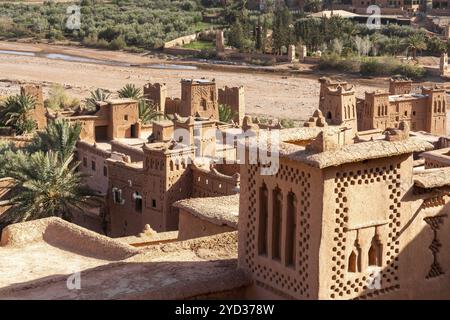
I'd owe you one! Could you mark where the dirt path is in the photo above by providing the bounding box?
[0,41,396,122]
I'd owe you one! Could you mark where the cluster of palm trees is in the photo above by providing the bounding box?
[0,119,98,232]
[0,93,37,135]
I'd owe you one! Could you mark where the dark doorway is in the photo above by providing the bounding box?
[131,124,137,138]
[95,126,108,141]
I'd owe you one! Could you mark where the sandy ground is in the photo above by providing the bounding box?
[0,216,242,299]
[0,41,389,123]
[0,242,111,288]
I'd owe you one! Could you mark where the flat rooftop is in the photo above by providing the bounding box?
[280,137,433,169]
[255,127,433,169]
[174,194,239,229]
[0,218,248,299]
[105,98,137,104]
[420,147,450,163]
[113,137,148,147]
[388,93,427,102]
[181,78,214,84]
[414,167,450,189]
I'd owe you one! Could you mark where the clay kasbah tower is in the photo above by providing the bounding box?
[2,0,450,316]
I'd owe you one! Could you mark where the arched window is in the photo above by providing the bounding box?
[378,106,381,117]
[258,183,268,256]
[272,187,282,261]
[133,192,142,213]
[169,160,174,171]
[368,234,382,267]
[348,239,361,273]
[285,192,297,268]
[348,251,358,273]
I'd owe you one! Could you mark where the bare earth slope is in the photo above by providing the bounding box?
[0,41,381,123]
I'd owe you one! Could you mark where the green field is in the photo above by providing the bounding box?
[183,40,215,50]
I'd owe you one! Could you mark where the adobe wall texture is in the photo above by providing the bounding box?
[21,84,47,130]
[239,128,450,300]
[179,80,218,119]
[165,97,181,115]
[110,141,145,163]
[192,166,240,198]
[318,154,412,299]
[357,85,447,136]
[238,158,323,300]
[76,141,111,194]
[178,209,235,241]
[218,86,245,125]
[108,101,139,140]
[143,83,167,114]
[106,160,145,237]
[0,217,138,260]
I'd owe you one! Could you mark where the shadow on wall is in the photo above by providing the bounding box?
[355,199,450,300]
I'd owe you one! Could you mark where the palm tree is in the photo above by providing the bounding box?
[407,33,427,60]
[138,99,163,124]
[0,93,37,134]
[0,140,17,177]
[0,151,97,231]
[27,119,82,162]
[218,104,236,123]
[85,88,111,110]
[387,37,407,57]
[118,83,142,100]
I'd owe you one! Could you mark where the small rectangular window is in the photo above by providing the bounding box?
[91,161,96,171]
[124,115,129,121]
[135,195,142,212]
[113,188,123,204]
[103,166,107,177]
[152,199,157,208]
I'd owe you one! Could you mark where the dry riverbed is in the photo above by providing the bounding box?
[0,40,439,125]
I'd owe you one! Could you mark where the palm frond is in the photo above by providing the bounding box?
[118,83,142,100]
[85,88,111,110]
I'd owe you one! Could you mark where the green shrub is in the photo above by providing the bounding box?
[320,54,426,79]
[359,58,379,75]
[194,49,217,59]
[394,64,426,79]
[280,119,295,128]
[45,84,79,110]
[319,54,360,73]
[108,36,127,51]
[360,57,426,79]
